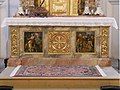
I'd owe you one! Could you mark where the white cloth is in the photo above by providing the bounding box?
[1,17,118,29]
[95,65,107,77]
[10,65,21,77]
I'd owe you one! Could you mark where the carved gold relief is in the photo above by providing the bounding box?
[70,0,78,16]
[10,26,20,57]
[9,26,110,59]
[48,31,71,54]
[21,0,34,8]
[49,0,70,16]
[100,27,109,58]
[20,0,78,16]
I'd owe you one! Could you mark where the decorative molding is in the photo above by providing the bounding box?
[2,17,118,29]
[108,0,119,5]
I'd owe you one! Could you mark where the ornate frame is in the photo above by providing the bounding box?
[47,27,72,54]
[19,26,44,56]
[74,27,100,58]
[75,28,96,54]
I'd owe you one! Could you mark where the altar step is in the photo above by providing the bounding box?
[0,66,119,78]
[8,57,111,67]
[0,67,119,89]
[15,89,99,90]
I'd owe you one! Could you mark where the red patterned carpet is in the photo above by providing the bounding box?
[13,65,102,77]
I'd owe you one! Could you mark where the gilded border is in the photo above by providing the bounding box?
[75,27,98,55]
[10,26,20,57]
[100,27,109,58]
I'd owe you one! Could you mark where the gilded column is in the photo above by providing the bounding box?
[70,0,78,16]
[10,26,20,57]
[100,27,109,58]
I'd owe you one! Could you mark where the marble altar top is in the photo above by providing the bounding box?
[1,17,118,29]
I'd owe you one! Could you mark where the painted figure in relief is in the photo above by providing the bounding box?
[76,31,95,53]
[24,32,43,52]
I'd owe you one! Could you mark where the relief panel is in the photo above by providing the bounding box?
[19,26,44,56]
[20,0,78,16]
[48,31,71,54]
[49,0,70,16]
[76,31,95,53]
[74,27,100,58]
[100,27,109,58]
[24,32,43,53]
[9,26,109,59]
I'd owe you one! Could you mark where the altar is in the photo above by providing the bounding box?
[0,0,120,89]
[2,17,118,67]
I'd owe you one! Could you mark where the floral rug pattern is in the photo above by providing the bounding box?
[14,65,102,77]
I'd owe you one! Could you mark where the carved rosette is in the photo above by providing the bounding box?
[48,31,71,54]
[100,27,109,58]
[10,26,20,57]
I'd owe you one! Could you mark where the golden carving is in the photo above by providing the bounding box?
[9,26,109,59]
[49,0,70,16]
[10,26,20,57]
[100,27,109,58]
[70,0,78,16]
[21,0,34,8]
[48,31,71,54]
[20,0,78,16]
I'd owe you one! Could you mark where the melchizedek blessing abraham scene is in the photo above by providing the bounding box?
[0,0,119,90]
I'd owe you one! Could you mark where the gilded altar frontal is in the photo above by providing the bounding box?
[10,26,109,59]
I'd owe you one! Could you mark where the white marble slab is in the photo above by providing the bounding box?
[1,17,118,29]
[10,65,21,77]
[95,65,107,77]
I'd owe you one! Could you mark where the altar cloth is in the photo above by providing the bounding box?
[1,17,118,29]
